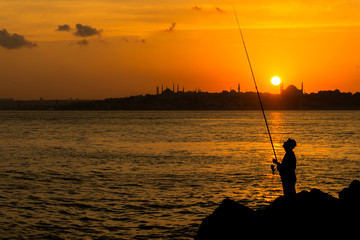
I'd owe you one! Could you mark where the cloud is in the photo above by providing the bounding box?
[0,29,37,49]
[121,36,146,44]
[192,6,225,13]
[74,24,102,37]
[77,39,89,46]
[168,23,176,32]
[215,7,225,13]
[56,24,71,32]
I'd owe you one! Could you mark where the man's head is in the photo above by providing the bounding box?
[283,138,296,151]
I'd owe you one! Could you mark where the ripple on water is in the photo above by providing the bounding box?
[0,111,359,239]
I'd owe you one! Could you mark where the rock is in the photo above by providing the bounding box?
[195,180,360,240]
[195,198,254,240]
[339,180,360,204]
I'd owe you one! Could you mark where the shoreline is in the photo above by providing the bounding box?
[1,108,360,111]
[1,89,360,110]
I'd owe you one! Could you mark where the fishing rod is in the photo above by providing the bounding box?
[233,7,278,172]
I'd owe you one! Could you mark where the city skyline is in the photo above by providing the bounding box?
[1,80,356,101]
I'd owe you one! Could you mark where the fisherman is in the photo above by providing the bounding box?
[273,138,297,199]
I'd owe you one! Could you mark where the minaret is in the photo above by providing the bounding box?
[238,83,240,93]
[177,84,179,93]
[280,82,284,94]
[156,86,159,95]
[300,81,303,110]
[162,84,163,94]
[173,83,175,93]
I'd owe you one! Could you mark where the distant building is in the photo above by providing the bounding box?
[158,83,185,94]
[281,82,303,96]
[280,83,304,109]
[162,88,174,95]
[0,98,14,102]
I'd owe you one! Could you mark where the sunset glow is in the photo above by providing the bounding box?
[271,76,281,86]
[0,0,359,99]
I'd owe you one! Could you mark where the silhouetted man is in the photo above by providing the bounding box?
[273,138,297,199]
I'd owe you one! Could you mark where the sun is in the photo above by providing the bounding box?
[271,76,281,86]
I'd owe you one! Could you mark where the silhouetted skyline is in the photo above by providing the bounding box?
[1,85,359,110]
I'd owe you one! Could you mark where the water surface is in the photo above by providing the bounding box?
[0,111,359,239]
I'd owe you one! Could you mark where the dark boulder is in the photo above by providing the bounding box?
[195,180,360,239]
[195,198,254,240]
[339,180,360,204]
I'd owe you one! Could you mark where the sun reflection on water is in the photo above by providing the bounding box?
[0,111,359,239]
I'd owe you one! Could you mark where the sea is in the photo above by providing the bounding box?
[0,110,359,239]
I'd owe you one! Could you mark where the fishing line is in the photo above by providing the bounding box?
[233,7,278,164]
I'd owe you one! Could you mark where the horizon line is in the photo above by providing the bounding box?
[1,88,359,101]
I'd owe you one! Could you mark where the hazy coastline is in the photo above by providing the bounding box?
[1,88,360,111]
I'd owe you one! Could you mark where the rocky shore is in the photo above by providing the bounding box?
[195,180,360,239]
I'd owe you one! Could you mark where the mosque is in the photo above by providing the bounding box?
[156,82,303,96]
[280,82,304,96]
[156,83,242,95]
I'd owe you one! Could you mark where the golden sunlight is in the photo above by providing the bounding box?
[271,76,281,86]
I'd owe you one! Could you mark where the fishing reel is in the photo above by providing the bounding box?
[271,165,276,174]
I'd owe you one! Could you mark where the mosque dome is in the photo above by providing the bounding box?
[282,84,302,96]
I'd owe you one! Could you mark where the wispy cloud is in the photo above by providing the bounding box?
[215,7,225,13]
[191,5,226,14]
[0,29,37,49]
[74,24,102,37]
[76,39,89,46]
[121,36,146,44]
[167,23,176,32]
[55,23,103,46]
[56,24,71,32]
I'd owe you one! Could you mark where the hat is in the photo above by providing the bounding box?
[285,138,296,149]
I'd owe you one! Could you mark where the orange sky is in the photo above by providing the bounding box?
[0,0,359,99]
